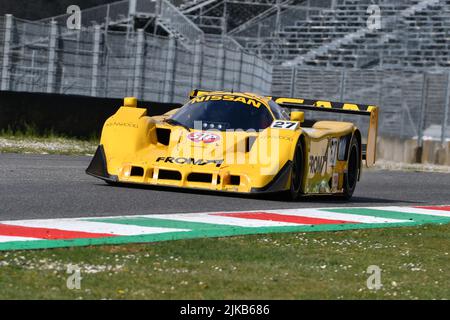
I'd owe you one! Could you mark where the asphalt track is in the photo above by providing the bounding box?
[0,153,449,221]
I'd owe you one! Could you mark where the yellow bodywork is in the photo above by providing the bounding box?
[87,91,378,196]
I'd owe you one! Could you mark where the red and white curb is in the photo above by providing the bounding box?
[0,205,448,250]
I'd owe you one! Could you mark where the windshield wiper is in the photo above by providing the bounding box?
[164,118,191,131]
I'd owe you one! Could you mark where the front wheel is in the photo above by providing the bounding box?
[342,136,360,200]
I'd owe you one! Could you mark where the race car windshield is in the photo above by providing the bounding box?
[170,98,274,131]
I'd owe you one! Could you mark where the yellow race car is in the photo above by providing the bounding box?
[86,90,378,200]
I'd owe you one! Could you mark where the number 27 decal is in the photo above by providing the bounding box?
[329,138,338,166]
[270,121,299,130]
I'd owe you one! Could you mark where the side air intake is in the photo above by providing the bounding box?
[156,128,171,146]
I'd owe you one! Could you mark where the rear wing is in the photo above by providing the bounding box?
[188,90,379,166]
[271,96,379,167]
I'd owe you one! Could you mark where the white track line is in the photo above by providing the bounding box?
[0,236,41,243]
[140,213,303,227]
[370,206,450,218]
[267,209,409,224]
[2,220,189,236]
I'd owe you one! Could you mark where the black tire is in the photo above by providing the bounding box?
[342,137,360,200]
[288,140,304,201]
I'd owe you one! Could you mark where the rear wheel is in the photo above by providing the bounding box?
[342,137,360,200]
[288,140,304,201]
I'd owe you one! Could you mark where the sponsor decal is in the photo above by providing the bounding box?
[259,135,292,141]
[329,138,339,166]
[332,173,339,189]
[270,120,299,130]
[156,157,223,168]
[190,95,262,108]
[105,122,138,128]
[309,138,338,175]
[309,154,328,175]
[187,132,220,144]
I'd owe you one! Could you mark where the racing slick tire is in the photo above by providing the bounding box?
[288,139,305,201]
[342,136,360,200]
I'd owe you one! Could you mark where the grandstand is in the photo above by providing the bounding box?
[36,0,450,69]
[232,0,450,68]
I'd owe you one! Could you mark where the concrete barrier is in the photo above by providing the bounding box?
[377,136,450,165]
[0,91,181,138]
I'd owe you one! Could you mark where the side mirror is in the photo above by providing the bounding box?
[290,111,304,122]
[124,97,137,108]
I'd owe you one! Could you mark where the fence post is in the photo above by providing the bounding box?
[129,0,137,16]
[289,66,296,97]
[1,14,13,91]
[133,29,145,99]
[338,69,346,121]
[163,37,176,103]
[46,21,58,93]
[441,70,450,145]
[128,0,137,35]
[275,0,281,34]
[192,39,203,90]
[266,63,273,96]
[254,57,264,93]
[215,44,225,90]
[339,69,346,102]
[91,25,101,97]
[416,72,428,162]
[234,50,243,91]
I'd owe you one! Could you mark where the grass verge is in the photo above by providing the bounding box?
[0,129,97,156]
[0,223,448,299]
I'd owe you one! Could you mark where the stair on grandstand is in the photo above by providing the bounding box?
[280,0,445,68]
[238,0,446,67]
[227,0,298,36]
[351,0,450,69]
[179,0,220,13]
[157,18,188,42]
[38,0,203,45]
[239,0,373,63]
[184,0,293,35]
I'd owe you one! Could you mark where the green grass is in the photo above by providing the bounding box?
[0,223,449,300]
